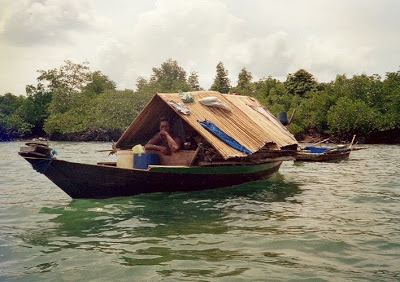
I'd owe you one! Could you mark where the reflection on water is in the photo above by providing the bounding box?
[23,180,300,247]
[12,179,301,280]
[1,142,400,281]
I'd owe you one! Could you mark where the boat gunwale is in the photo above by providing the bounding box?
[19,151,283,174]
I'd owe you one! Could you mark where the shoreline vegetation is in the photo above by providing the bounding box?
[12,127,400,145]
[1,59,399,144]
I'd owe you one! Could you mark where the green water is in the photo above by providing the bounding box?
[1,142,399,281]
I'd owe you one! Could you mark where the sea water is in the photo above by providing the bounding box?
[0,142,399,281]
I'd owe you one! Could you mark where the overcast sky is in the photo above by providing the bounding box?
[1,0,399,95]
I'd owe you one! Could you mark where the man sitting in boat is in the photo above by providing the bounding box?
[144,117,182,155]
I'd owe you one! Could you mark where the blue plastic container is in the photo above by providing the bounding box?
[277,111,289,125]
[305,146,329,153]
[134,153,159,169]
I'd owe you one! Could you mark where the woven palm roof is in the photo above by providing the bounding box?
[116,91,297,159]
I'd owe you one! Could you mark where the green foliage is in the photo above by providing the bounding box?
[378,70,400,130]
[0,93,33,139]
[0,93,24,115]
[43,59,199,138]
[346,74,383,108]
[285,69,317,97]
[149,59,192,92]
[255,76,283,101]
[324,71,400,133]
[256,76,301,122]
[38,61,124,137]
[84,71,116,94]
[210,61,231,93]
[327,97,378,135]
[1,113,33,137]
[188,72,202,91]
[135,59,196,101]
[91,90,145,130]
[44,61,93,116]
[296,91,335,133]
[48,87,81,115]
[135,77,156,100]
[20,91,52,135]
[286,122,304,135]
[237,68,252,90]
[44,89,141,135]
[250,68,400,139]
[134,58,203,107]
[43,112,88,134]
[2,58,400,141]
[230,68,256,96]
[37,60,92,94]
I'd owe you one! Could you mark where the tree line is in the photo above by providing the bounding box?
[1,59,399,142]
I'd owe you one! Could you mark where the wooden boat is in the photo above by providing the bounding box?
[19,91,298,199]
[295,146,351,162]
[294,135,368,162]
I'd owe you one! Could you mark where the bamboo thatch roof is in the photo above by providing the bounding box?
[116,91,297,159]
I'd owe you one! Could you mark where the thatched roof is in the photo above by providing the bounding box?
[116,91,297,159]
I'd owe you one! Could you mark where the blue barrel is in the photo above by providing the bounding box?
[277,111,289,125]
[134,153,159,169]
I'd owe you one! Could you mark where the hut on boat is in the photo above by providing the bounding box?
[115,91,298,167]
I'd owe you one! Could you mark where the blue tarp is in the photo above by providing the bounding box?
[305,146,329,153]
[198,120,251,155]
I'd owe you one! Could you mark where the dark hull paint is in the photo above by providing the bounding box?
[295,150,350,162]
[20,153,282,199]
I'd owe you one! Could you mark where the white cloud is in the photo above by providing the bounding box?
[0,0,108,45]
[96,0,295,89]
[1,0,400,95]
[291,37,375,82]
[96,38,136,89]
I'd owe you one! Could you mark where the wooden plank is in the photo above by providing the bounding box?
[198,156,294,166]
[189,146,201,166]
[97,162,117,166]
[146,150,198,166]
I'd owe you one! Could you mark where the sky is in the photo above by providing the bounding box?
[1,0,399,95]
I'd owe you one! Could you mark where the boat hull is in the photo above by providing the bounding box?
[19,153,282,199]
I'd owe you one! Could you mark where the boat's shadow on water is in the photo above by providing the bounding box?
[21,174,301,253]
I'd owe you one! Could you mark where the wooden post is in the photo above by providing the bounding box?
[189,146,201,166]
[349,135,356,149]
[288,109,297,125]
[312,137,330,146]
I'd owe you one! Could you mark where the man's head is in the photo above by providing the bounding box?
[159,116,171,133]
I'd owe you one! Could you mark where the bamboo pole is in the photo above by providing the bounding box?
[288,109,296,125]
[312,137,330,146]
[349,135,356,149]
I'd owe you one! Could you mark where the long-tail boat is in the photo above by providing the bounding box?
[19,91,298,199]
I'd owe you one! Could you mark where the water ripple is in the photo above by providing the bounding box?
[1,142,399,281]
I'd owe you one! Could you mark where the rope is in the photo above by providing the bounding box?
[0,155,55,160]
[20,150,57,174]
[0,155,21,158]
